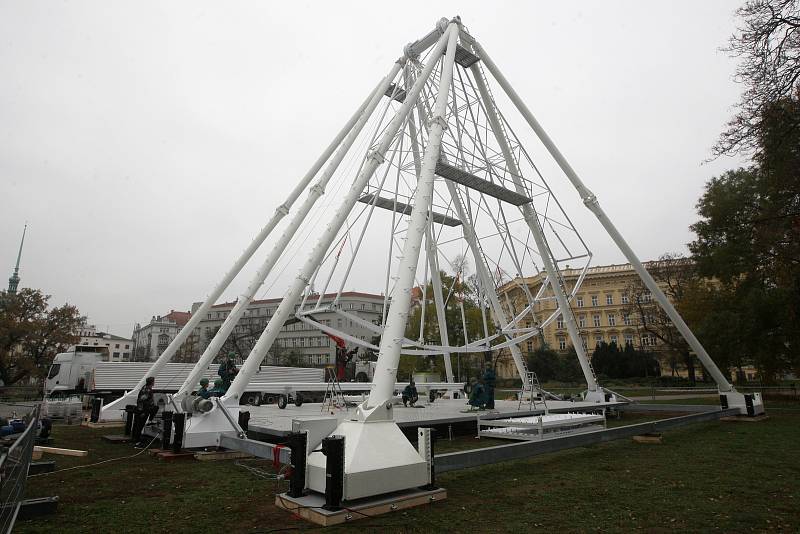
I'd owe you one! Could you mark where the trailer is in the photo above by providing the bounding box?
[45,346,324,406]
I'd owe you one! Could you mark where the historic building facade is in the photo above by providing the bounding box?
[495,262,666,379]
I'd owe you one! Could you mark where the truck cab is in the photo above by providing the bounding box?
[45,346,108,397]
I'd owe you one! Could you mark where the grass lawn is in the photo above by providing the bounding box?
[17,401,800,533]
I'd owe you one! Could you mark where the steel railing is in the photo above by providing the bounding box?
[0,404,40,534]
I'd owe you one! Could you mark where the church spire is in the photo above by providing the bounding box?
[7,223,27,295]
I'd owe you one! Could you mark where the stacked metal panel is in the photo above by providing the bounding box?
[92,363,323,392]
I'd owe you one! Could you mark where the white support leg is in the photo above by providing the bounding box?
[173,65,400,404]
[98,78,380,421]
[465,52,600,395]
[471,38,736,398]
[306,20,461,502]
[445,181,531,388]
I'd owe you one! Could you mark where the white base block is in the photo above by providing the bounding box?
[722,391,765,416]
[306,420,429,501]
[180,403,241,449]
[584,389,613,403]
[98,394,134,422]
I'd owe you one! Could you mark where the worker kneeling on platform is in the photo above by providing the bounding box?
[196,377,211,399]
[468,378,487,410]
[402,380,419,407]
[208,378,226,398]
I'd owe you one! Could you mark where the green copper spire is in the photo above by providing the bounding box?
[7,223,26,294]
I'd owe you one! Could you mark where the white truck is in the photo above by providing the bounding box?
[45,345,324,406]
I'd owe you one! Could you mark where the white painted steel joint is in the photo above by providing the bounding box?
[367,149,386,165]
[310,183,325,196]
[430,115,448,129]
[276,204,290,216]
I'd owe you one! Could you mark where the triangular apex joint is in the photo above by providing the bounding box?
[358,193,462,227]
[434,161,532,206]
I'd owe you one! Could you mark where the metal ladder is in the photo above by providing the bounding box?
[321,367,347,412]
[518,362,549,414]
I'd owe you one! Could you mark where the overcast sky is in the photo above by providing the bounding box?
[0,1,749,337]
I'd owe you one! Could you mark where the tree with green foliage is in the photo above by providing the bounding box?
[401,269,495,381]
[591,342,660,380]
[691,93,799,381]
[527,345,585,383]
[0,288,83,385]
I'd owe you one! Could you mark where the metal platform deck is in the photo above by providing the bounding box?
[246,398,628,438]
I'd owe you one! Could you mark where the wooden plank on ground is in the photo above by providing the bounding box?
[34,446,88,457]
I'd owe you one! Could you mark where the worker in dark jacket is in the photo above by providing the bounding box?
[468,379,487,409]
[483,364,496,409]
[196,378,211,399]
[402,380,419,407]
[218,353,239,391]
[133,376,158,447]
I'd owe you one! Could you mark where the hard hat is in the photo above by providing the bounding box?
[214,378,224,387]
[200,378,209,386]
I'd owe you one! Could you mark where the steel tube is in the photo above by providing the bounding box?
[473,40,733,392]
[223,26,455,401]
[466,50,598,391]
[99,76,381,419]
[174,68,398,400]
[367,22,460,409]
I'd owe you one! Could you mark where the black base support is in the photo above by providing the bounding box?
[286,431,307,498]
[172,413,186,453]
[161,411,173,450]
[321,435,345,511]
[89,398,102,423]
[124,405,136,436]
[28,461,56,476]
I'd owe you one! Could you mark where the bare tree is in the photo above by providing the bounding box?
[622,254,701,383]
[715,0,800,156]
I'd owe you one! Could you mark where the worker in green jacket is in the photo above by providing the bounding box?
[468,379,487,409]
[197,378,211,399]
[208,378,226,398]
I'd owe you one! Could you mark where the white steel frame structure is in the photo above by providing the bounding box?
[104,16,761,500]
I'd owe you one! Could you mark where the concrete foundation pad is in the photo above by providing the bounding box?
[275,487,446,526]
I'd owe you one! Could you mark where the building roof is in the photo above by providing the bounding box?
[210,291,385,309]
[165,310,191,327]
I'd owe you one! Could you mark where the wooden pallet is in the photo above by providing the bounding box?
[275,487,447,526]
[81,420,125,429]
[632,433,663,444]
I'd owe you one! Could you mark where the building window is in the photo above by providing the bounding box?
[610,334,618,345]
[581,336,588,349]
[591,295,598,307]
[593,314,601,327]
[556,316,564,329]
[113,352,120,358]
[623,314,632,326]
[621,294,629,305]
[526,340,533,353]
[606,294,613,305]
[624,333,634,346]
[576,296,584,308]
[578,315,586,328]
[558,337,566,350]
[115,344,120,349]
[594,335,603,347]
[125,344,129,349]
[607,314,616,326]
[641,292,653,303]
